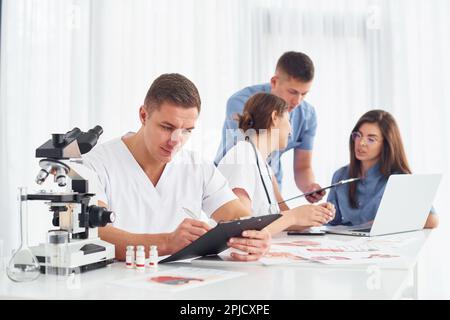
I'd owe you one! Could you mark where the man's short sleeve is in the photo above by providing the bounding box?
[201,163,237,217]
[297,104,317,151]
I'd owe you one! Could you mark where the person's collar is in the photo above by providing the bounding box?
[365,161,382,178]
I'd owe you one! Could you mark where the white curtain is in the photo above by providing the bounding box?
[1,0,449,297]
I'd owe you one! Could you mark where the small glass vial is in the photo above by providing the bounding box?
[148,245,158,269]
[135,245,145,271]
[125,245,135,269]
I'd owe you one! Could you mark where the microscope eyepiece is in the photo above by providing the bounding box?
[89,125,103,137]
[77,125,104,154]
[36,125,103,158]
[65,127,82,140]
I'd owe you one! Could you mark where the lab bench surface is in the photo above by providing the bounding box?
[0,230,431,300]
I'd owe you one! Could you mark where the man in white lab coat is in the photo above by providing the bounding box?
[84,73,271,261]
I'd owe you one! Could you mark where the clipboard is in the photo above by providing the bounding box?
[160,214,282,264]
[278,178,361,204]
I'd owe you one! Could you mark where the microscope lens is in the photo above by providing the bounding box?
[56,175,67,187]
[35,169,49,185]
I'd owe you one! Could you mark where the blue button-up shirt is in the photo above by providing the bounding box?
[327,163,389,226]
[327,163,437,226]
[214,83,317,187]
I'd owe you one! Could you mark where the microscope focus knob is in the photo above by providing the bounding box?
[88,205,116,228]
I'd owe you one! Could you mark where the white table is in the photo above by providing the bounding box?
[0,230,431,300]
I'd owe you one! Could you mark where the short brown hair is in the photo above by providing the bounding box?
[236,93,288,133]
[144,73,201,114]
[276,51,315,82]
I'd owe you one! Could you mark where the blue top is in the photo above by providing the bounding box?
[214,83,317,187]
[327,163,388,226]
[327,163,436,226]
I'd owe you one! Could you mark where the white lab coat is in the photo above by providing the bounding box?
[217,141,280,216]
[82,134,236,234]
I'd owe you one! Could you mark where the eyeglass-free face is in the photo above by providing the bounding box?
[139,102,198,164]
[271,75,312,112]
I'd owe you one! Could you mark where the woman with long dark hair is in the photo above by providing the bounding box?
[327,110,438,228]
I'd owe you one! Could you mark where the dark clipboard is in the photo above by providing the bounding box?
[159,214,282,263]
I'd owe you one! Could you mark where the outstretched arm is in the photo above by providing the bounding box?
[294,149,325,203]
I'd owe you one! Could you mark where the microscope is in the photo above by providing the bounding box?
[27,126,115,274]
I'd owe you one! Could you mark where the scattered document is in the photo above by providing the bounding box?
[293,247,401,265]
[260,246,313,266]
[110,267,245,292]
[261,238,403,266]
[347,235,418,249]
[261,239,343,266]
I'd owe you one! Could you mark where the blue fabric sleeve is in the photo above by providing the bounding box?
[224,96,244,130]
[297,106,317,151]
[214,96,245,165]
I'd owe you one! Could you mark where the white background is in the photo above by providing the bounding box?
[1,0,449,298]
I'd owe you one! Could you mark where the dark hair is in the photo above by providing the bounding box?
[348,110,412,208]
[236,93,288,133]
[276,51,315,82]
[144,73,201,114]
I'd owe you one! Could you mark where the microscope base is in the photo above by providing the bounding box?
[31,237,116,274]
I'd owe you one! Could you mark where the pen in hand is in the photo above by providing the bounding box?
[182,207,217,227]
[182,207,199,220]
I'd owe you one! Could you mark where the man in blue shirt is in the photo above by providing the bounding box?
[214,52,325,203]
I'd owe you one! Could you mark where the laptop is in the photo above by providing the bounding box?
[324,174,442,237]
